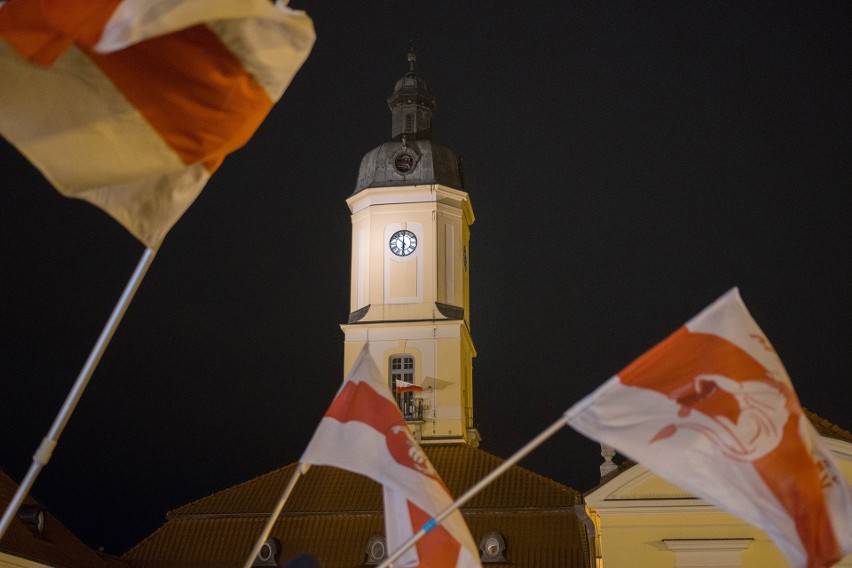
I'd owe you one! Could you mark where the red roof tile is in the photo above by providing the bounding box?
[803,408,852,443]
[0,469,129,568]
[125,445,590,568]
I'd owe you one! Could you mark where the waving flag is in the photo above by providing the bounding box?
[302,347,481,568]
[0,0,314,248]
[396,379,424,393]
[565,289,852,568]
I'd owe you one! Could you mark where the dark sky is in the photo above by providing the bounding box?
[1,0,850,556]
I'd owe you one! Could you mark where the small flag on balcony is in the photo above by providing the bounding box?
[396,379,424,393]
[302,348,481,568]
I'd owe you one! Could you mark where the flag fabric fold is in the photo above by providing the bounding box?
[396,379,424,393]
[565,288,852,568]
[301,347,481,568]
[0,0,314,248]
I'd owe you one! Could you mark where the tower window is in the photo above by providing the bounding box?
[390,355,420,420]
[404,113,413,132]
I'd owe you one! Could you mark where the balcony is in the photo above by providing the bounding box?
[398,396,425,422]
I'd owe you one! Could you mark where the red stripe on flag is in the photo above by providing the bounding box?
[325,381,404,436]
[0,0,274,171]
[755,419,842,568]
[86,25,273,171]
[0,0,121,64]
[409,500,462,567]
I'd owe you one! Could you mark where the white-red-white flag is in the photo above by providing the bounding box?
[0,0,314,248]
[301,347,481,568]
[565,288,852,568]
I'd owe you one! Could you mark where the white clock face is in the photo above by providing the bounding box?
[389,230,417,256]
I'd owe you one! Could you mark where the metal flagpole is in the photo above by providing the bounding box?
[378,415,570,568]
[0,246,157,539]
[242,463,311,568]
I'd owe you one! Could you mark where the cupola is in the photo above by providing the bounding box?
[387,49,436,141]
[354,50,463,193]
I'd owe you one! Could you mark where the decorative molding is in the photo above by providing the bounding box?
[592,502,719,515]
[587,464,692,505]
[664,538,752,568]
[389,142,422,175]
[384,222,423,305]
[600,444,618,479]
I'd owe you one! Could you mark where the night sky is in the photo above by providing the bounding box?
[1,1,850,556]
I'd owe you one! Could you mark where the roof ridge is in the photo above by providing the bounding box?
[803,408,852,442]
[1,470,128,567]
[165,462,298,518]
[460,444,583,499]
[124,463,301,558]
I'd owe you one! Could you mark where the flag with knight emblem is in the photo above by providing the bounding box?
[301,346,481,568]
[565,288,852,568]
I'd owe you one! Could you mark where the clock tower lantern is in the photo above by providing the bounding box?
[341,51,479,446]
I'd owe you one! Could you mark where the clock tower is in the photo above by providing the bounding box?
[341,50,479,446]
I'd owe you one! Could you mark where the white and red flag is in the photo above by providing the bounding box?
[0,0,314,248]
[301,347,481,568]
[566,288,852,568]
[396,379,424,393]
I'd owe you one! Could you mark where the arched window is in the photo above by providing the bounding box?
[390,355,418,420]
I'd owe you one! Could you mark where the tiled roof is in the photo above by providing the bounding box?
[125,445,589,568]
[465,511,589,566]
[166,445,581,518]
[427,445,582,510]
[169,465,382,517]
[0,469,129,568]
[803,408,852,443]
[125,515,384,567]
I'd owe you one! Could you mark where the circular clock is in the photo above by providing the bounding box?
[389,230,417,256]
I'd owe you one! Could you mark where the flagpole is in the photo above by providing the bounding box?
[378,415,570,568]
[0,246,157,540]
[241,463,310,568]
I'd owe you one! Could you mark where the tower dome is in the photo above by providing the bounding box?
[354,50,464,194]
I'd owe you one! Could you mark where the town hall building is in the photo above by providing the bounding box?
[4,51,850,568]
[120,51,594,568]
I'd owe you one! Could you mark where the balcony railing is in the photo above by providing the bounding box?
[399,396,424,422]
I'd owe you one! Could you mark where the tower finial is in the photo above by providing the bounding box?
[407,40,416,72]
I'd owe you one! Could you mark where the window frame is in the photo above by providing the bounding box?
[389,354,418,420]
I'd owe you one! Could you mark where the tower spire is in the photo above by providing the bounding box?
[407,43,416,72]
[354,50,463,193]
[387,47,435,141]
